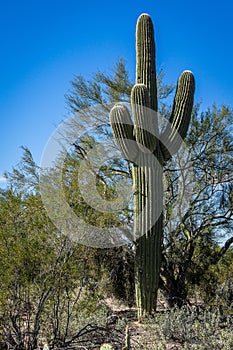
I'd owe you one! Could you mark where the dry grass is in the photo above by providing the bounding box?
[100,295,233,350]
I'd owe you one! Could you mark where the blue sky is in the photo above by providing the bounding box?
[0,0,232,183]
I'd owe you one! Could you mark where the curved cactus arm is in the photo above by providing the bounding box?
[110,104,139,162]
[160,70,195,160]
[131,83,157,153]
[136,13,158,114]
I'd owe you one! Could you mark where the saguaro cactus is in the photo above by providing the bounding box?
[110,13,195,319]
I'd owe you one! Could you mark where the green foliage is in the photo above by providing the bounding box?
[198,248,233,304]
[66,59,133,112]
[161,104,233,306]
[62,141,128,229]
[0,150,111,348]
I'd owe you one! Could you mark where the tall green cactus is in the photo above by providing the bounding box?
[110,13,195,319]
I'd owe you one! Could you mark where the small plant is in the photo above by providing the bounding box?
[100,344,114,350]
[123,325,130,349]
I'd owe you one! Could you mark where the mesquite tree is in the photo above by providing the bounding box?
[110,13,195,318]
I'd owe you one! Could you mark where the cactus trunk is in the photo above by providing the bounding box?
[110,13,195,319]
[133,155,163,317]
[133,14,162,319]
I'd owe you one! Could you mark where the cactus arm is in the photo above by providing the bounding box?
[160,70,195,160]
[109,104,139,162]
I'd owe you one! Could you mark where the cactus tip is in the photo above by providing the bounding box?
[179,70,195,84]
[181,70,195,78]
[137,13,152,22]
[183,69,193,74]
[139,12,150,17]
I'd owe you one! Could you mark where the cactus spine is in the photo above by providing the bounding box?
[110,13,195,319]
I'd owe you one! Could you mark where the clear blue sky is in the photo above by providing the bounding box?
[0,0,232,183]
